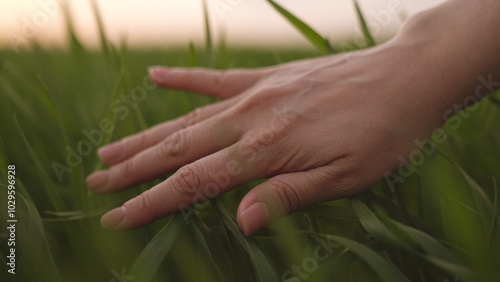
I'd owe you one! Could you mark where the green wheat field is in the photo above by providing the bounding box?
[0,1,499,281]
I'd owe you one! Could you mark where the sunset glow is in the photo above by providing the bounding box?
[0,0,445,50]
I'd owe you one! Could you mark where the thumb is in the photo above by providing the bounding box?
[236,166,348,236]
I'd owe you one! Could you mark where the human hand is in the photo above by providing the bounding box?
[86,42,449,235]
[86,0,500,235]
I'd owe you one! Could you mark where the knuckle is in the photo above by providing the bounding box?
[120,159,135,179]
[232,85,290,116]
[159,131,186,160]
[237,126,287,171]
[128,192,156,219]
[237,132,266,165]
[241,92,267,111]
[120,130,149,157]
[134,131,148,149]
[230,92,267,117]
[190,68,205,79]
[183,69,198,87]
[271,179,301,214]
[214,71,230,90]
[227,94,265,125]
[171,164,202,200]
[182,108,202,129]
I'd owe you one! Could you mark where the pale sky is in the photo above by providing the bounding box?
[0,0,446,50]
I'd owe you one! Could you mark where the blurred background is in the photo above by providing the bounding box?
[5,1,499,282]
[0,0,445,50]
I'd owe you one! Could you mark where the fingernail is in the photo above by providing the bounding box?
[148,66,168,84]
[86,171,109,191]
[238,202,269,236]
[98,143,123,163]
[101,206,126,230]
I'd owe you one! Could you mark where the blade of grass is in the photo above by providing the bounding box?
[267,0,334,53]
[201,0,215,66]
[92,70,126,172]
[90,0,110,55]
[13,114,64,211]
[115,51,148,131]
[417,153,498,278]
[379,216,476,281]
[61,3,84,51]
[0,136,9,181]
[351,198,401,245]
[439,152,500,242]
[306,204,358,220]
[393,184,420,228]
[489,96,500,107]
[378,215,458,262]
[460,169,500,243]
[211,199,279,282]
[326,235,409,281]
[0,125,33,203]
[43,197,128,221]
[36,76,70,140]
[424,257,478,282]
[0,74,41,126]
[0,183,60,281]
[355,197,474,279]
[129,214,185,281]
[16,191,61,282]
[188,42,199,67]
[191,214,228,282]
[133,106,148,131]
[490,177,499,244]
[35,77,87,198]
[217,29,228,68]
[353,0,376,47]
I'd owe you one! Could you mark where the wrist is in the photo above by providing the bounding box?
[389,0,500,116]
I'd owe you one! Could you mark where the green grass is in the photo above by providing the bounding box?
[1,1,500,282]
